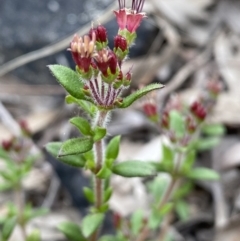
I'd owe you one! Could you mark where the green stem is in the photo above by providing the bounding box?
[136,151,183,241]
[157,151,183,241]
[14,183,27,240]
[90,110,108,241]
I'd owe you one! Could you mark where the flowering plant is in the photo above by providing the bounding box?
[46,0,222,240]
[46,0,163,240]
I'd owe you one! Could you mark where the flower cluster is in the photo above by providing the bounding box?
[142,79,223,146]
[68,0,145,109]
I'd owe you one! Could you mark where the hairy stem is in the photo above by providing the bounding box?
[90,110,108,241]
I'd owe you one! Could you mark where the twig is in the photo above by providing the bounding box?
[0,2,117,77]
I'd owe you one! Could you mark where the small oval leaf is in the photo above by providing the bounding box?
[93,127,107,142]
[81,213,104,238]
[70,117,93,136]
[202,123,225,136]
[83,187,94,203]
[45,142,86,167]
[112,161,156,177]
[96,165,112,179]
[105,136,121,161]
[2,217,17,240]
[58,222,86,241]
[26,230,41,241]
[59,137,93,157]
[48,65,85,99]
[186,167,219,180]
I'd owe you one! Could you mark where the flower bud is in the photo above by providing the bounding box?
[96,25,107,43]
[89,25,108,50]
[2,139,12,151]
[190,101,207,120]
[114,35,127,52]
[123,71,132,86]
[108,51,118,75]
[143,103,158,123]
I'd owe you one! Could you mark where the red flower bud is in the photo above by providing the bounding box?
[114,35,127,52]
[89,25,107,43]
[108,51,118,75]
[143,103,157,118]
[190,101,207,120]
[2,140,12,151]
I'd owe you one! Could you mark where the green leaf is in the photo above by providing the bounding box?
[169,110,185,138]
[26,230,41,241]
[147,175,170,203]
[99,235,115,241]
[2,216,17,240]
[181,150,196,172]
[59,154,87,168]
[202,123,225,136]
[148,209,162,230]
[175,200,189,221]
[130,210,143,235]
[96,165,112,179]
[104,187,113,202]
[70,117,93,136]
[93,127,107,142]
[0,182,15,192]
[46,142,87,167]
[105,136,121,161]
[186,167,219,180]
[112,161,156,178]
[59,137,93,157]
[119,83,164,108]
[159,203,173,216]
[81,213,104,238]
[173,182,193,200]
[25,207,48,221]
[98,203,109,213]
[48,65,85,100]
[84,150,95,170]
[83,187,94,203]
[99,235,127,241]
[0,170,15,182]
[58,221,86,241]
[65,96,97,117]
[162,144,174,163]
[196,137,220,151]
[161,144,174,172]
[0,147,11,161]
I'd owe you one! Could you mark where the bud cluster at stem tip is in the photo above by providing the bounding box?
[68,0,146,109]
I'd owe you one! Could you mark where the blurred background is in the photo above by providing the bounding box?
[0,0,240,240]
